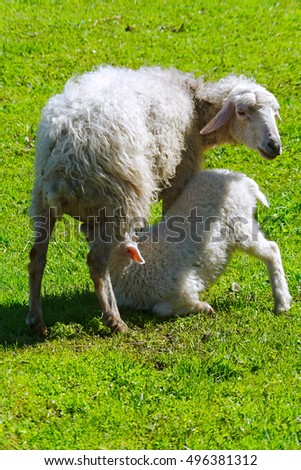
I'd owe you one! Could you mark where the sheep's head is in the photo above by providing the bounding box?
[200,85,282,159]
[114,236,145,265]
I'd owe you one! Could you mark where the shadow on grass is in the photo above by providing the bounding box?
[0,290,155,348]
[0,290,240,348]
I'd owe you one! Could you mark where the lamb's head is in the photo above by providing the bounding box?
[200,82,282,160]
[111,236,145,268]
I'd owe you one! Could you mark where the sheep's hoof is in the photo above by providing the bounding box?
[273,304,290,315]
[194,301,215,315]
[112,321,129,333]
[103,314,128,333]
[27,318,48,337]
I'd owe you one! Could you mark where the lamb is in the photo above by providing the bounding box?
[109,169,291,316]
[28,66,283,335]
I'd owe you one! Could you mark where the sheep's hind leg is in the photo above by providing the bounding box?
[87,235,128,333]
[27,209,56,336]
[173,301,214,316]
[240,233,291,313]
[153,300,214,317]
[153,301,174,317]
[190,301,214,315]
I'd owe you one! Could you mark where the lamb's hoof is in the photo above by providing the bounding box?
[274,304,291,315]
[195,301,215,315]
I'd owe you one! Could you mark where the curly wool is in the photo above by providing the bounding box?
[31,66,281,225]
[31,66,196,221]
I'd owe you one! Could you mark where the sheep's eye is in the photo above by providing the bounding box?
[237,110,248,117]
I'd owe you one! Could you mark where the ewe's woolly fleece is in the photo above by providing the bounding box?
[33,67,196,220]
[31,66,279,224]
[202,74,279,107]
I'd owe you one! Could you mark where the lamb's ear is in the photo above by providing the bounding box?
[200,101,234,135]
[131,233,139,243]
[126,243,145,265]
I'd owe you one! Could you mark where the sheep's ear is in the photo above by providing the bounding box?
[200,101,234,135]
[126,243,145,264]
[275,111,282,121]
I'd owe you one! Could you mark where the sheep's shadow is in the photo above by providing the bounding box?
[0,291,155,348]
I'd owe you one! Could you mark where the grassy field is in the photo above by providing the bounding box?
[1,0,300,450]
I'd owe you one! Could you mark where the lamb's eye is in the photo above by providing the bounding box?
[237,110,247,117]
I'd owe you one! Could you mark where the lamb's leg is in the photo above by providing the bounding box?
[87,230,127,333]
[27,210,56,336]
[190,301,214,315]
[153,300,213,317]
[153,301,174,317]
[240,233,291,313]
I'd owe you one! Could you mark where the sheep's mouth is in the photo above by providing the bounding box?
[257,147,277,160]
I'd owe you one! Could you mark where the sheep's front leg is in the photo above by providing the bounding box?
[87,242,128,333]
[241,233,291,313]
[27,211,56,336]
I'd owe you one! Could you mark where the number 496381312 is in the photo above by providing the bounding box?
[185,454,258,466]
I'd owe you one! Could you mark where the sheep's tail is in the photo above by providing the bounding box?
[246,176,269,207]
[256,188,269,207]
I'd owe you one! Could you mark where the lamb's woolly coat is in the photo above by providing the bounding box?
[109,170,291,315]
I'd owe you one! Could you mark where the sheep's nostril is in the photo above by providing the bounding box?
[267,139,281,156]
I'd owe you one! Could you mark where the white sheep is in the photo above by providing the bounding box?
[109,169,291,316]
[28,66,283,335]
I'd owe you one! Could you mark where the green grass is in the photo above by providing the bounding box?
[1,0,301,450]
